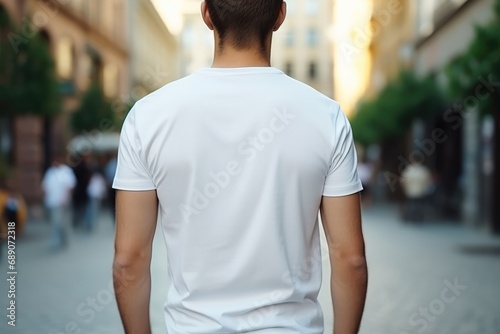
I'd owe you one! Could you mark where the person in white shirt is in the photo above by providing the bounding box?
[357,159,374,207]
[112,1,368,333]
[401,162,434,222]
[42,156,77,250]
[85,167,107,232]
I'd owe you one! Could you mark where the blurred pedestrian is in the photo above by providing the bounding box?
[112,1,367,333]
[1,181,27,233]
[357,158,374,206]
[85,166,107,232]
[104,154,117,223]
[42,155,76,250]
[71,154,91,230]
[401,162,433,222]
[0,179,27,259]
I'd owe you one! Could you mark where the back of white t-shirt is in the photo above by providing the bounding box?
[113,67,362,334]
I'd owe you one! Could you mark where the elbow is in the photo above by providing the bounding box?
[347,255,367,272]
[113,253,136,270]
[113,249,151,272]
[113,251,151,289]
[331,249,367,271]
[331,251,368,285]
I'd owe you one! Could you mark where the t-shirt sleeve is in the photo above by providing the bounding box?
[322,105,363,197]
[112,107,156,191]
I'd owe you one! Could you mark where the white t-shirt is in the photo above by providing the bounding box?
[42,164,77,208]
[113,67,362,334]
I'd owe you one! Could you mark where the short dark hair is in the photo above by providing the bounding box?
[205,0,283,51]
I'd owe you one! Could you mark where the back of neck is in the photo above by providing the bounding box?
[211,46,271,68]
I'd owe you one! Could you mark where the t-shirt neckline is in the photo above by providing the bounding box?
[195,66,283,76]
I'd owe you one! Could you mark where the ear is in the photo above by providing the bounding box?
[201,1,214,31]
[273,2,287,32]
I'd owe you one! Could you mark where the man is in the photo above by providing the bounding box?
[401,162,433,222]
[113,1,368,333]
[42,155,76,250]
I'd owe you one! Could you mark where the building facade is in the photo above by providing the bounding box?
[128,0,179,98]
[272,0,334,97]
[0,0,129,204]
[347,0,498,232]
[413,0,496,231]
[365,0,415,97]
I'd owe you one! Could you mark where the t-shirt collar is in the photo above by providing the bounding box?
[195,66,283,76]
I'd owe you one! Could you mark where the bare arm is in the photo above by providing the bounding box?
[320,193,367,334]
[113,190,158,334]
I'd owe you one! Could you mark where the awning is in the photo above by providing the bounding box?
[67,132,120,154]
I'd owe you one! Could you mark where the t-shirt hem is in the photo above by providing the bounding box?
[322,182,363,197]
[112,179,156,191]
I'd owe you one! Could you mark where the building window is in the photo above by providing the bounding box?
[56,37,74,80]
[103,63,118,98]
[285,30,295,47]
[285,62,294,77]
[305,0,319,16]
[82,48,103,87]
[308,62,318,80]
[307,28,319,47]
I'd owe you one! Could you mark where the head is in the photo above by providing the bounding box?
[202,0,286,54]
[52,153,66,167]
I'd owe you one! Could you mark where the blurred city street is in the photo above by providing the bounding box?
[1,0,500,333]
[1,206,499,334]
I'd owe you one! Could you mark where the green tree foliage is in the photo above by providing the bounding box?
[71,84,116,133]
[446,0,500,115]
[0,12,60,118]
[446,0,500,230]
[0,8,14,114]
[351,71,446,146]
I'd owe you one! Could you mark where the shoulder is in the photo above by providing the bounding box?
[135,74,197,112]
[280,75,344,117]
[123,74,197,128]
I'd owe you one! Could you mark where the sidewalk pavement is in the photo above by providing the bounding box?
[0,205,499,333]
[353,205,500,334]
